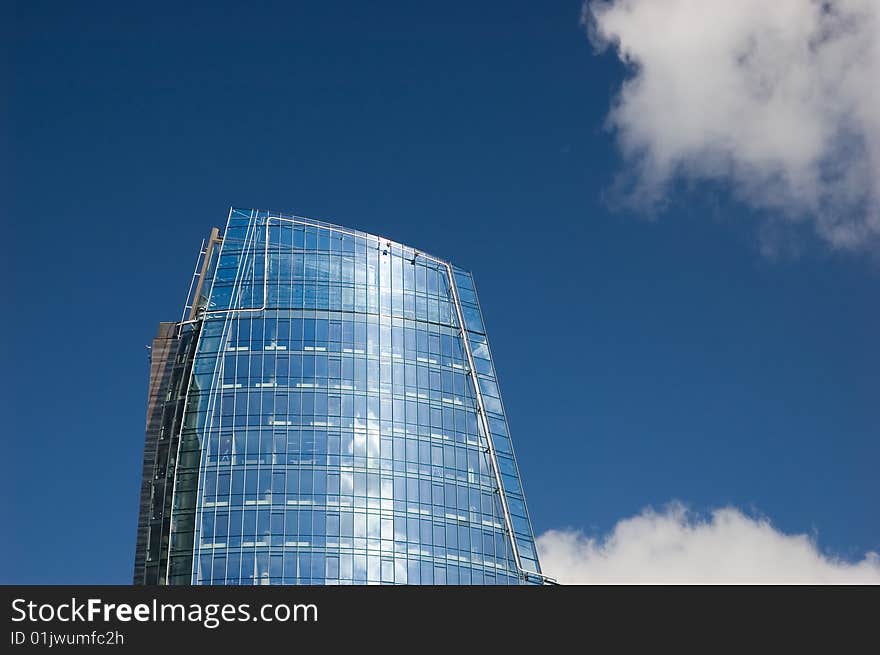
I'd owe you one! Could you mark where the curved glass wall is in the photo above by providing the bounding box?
[162,208,541,585]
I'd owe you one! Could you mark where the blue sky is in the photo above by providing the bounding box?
[2,1,878,583]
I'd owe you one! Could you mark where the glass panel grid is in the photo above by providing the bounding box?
[166,209,541,585]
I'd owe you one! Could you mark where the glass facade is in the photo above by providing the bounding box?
[135,208,543,585]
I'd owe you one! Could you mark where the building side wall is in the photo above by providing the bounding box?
[133,322,179,584]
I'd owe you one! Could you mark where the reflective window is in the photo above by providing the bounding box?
[174,209,541,585]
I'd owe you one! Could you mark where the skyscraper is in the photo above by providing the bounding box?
[134,208,544,585]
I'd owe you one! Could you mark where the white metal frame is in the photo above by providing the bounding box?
[170,210,547,584]
[179,238,207,324]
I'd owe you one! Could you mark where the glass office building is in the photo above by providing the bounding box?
[134,208,544,585]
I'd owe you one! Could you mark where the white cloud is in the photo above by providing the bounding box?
[585,0,880,253]
[537,504,880,584]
